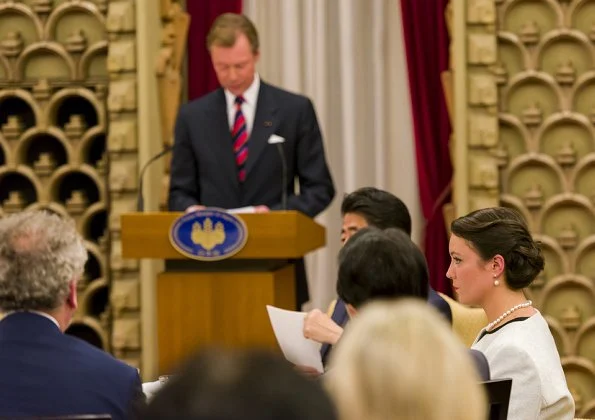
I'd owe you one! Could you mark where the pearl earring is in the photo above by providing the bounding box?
[493,275,499,286]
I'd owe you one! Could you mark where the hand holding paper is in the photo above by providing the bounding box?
[266,305,324,373]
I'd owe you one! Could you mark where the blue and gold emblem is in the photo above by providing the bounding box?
[169,208,248,261]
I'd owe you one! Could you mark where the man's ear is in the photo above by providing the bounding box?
[346,304,358,319]
[66,280,78,310]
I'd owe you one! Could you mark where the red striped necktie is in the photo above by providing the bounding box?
[231,95,248,182]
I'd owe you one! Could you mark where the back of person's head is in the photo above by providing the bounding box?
[341,187,412,235]
[337,227,429,308]
[207,13,259,53]
[0,210,87,312]
[140,349,337,420]
[326,299,486,420]
[450,206,544,289]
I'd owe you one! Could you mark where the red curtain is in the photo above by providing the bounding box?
[400,0,453,296]
[186,0,243,100]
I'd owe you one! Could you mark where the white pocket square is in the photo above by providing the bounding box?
[267,134,286,144]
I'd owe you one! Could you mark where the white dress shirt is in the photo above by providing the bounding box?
[224,73,260,137]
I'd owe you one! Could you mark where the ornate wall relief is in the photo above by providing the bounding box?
[106,0,141,369]
[451,0,595,414]
[0,0,110,352]
[495,1,595,414]
[156,0,188,209]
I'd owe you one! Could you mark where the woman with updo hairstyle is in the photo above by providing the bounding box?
[448,207,574,419]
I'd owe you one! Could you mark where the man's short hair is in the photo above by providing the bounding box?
[206,13,260,53]
[141,349,338,420]
[0,211,87,311]
[337,227,429,308]
[340,187,412,236]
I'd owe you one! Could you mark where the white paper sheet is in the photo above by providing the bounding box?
[227,206,256,214]
[142,380,163,400]
[266,305,324,373]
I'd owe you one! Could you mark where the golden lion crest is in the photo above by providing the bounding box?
[191,218,225,251]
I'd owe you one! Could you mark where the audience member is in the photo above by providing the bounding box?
[320,227,490,381]
[326,299,486,420]
[336,227,428,316]
[303,187,451,366]
[140,349,338,420]
[449,207,574,419]
[0,211,143,419]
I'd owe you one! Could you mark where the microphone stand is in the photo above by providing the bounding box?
[275,142,288,211]
[137,145,173,212]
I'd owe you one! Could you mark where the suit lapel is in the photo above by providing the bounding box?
[207,90,240,195]
[245,83,278,177]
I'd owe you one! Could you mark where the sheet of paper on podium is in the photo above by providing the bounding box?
[227,206,256,213]
[266,305,324,373]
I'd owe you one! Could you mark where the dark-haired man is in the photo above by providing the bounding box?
[141,349,338,420]
[303,187,451,365]
[307,224,490,381]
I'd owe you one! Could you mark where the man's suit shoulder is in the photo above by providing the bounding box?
[180,88,223,115]
[263,82,311,104]
[62,333,138,376]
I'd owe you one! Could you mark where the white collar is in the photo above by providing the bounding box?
[3,310,61,329]
[224,73,260,106]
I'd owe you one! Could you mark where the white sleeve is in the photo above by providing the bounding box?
[488,345,542,420]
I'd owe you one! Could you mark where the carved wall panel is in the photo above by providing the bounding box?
[106,0,188,373]
[106,0,141,369]
[495,0,595,415]
[0,0,110,354]
[450,0,595,413]
[466,0,500,213]
[156,0,189,210]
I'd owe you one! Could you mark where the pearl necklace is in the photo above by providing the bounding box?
[486,300,533,331]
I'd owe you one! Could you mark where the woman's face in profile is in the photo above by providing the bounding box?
[446,234,493,305]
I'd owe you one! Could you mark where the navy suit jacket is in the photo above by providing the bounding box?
[168,81,335,217]
[0,312,142,419]
[320,288,452,366]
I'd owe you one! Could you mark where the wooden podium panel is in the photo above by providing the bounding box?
[120,211,326,375]
[156,265,294,374]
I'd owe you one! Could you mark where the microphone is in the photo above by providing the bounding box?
[268,134,287,211]
[137,145,173,211]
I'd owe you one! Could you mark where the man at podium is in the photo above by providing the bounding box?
[168,13,335,308]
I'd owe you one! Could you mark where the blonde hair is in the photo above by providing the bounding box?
[326,299,486,420]
[0,210,87,311]
[206,13,259,53]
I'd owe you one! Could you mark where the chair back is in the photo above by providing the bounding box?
[439,292,487,347]
[482,378,512,420]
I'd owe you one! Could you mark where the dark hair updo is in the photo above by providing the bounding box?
[450,207,544,290]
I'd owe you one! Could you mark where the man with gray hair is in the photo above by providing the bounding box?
[0,211,143,419]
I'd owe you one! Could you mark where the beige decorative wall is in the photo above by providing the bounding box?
[108,0,187,377]
[0,1,186,377]
[106,0,141,369]
[0,0,111,350]
[452,0,595,415]
[155,0,189,210]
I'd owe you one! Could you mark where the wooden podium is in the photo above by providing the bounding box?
[121,211,326,373]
